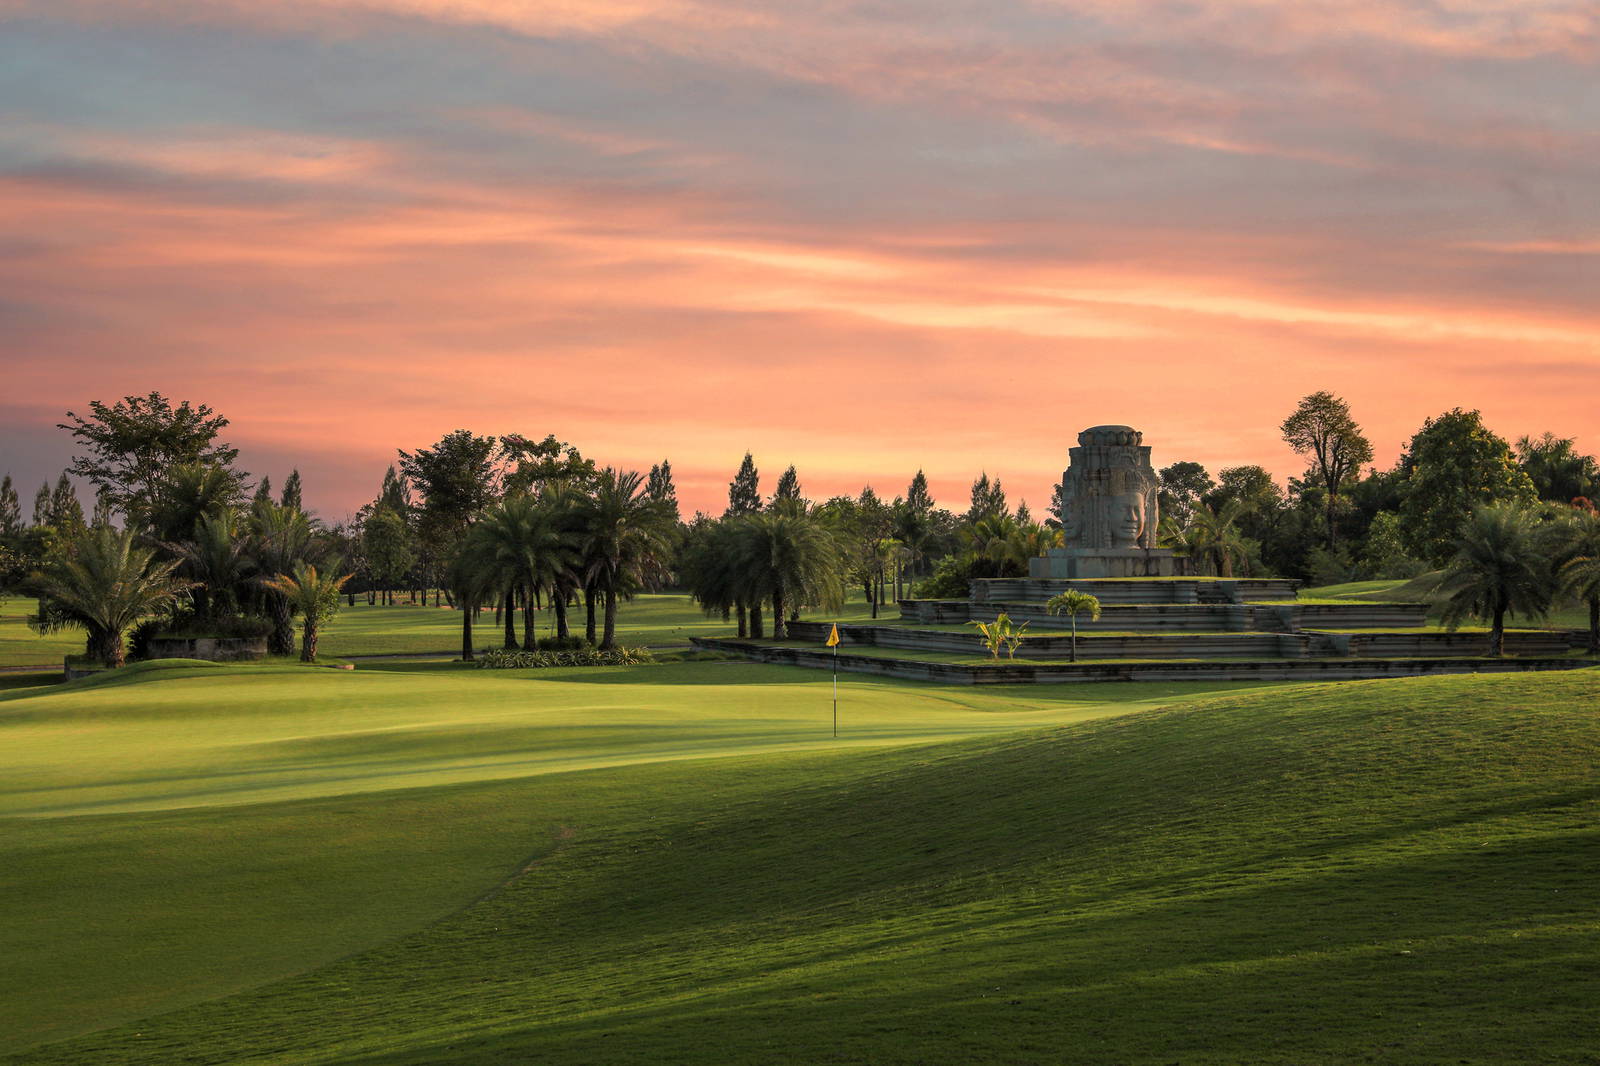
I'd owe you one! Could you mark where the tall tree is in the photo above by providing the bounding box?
[1401,409,1537,566]
[770,465,802,508]
[0,475,21,538]
[1157,462,1214,527]
[59,392,243,518]
[645,460,681,523]
[361,506,415,608]
[252,477,273,508]
[32,483,50,528]
[50,474,85,533]
[726,453,761,517]
[399,430,499,607]
[966,472,1007,523]
[279,469,303,512]
[378,466,412,514]
[1280,391,1374,548]
[1437,504,1551,656]
[906,470,933,515]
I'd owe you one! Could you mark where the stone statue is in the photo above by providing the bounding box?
[1057,425,1160,550]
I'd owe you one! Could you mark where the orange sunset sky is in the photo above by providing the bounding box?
[2,0,1596,519]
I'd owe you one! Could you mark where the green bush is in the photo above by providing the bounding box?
[476,646,656,669]
[912,555,976,599]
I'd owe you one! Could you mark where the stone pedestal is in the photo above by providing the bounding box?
[1029,547,1180,579]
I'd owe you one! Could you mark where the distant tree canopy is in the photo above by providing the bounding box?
[1517,433,1599,505]
[966,472,1007,523]
[1401,409,1537,566]
[59,392,243,517]
[1158,462,1214,527]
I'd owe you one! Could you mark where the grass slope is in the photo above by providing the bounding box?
[7,666,1599,1063]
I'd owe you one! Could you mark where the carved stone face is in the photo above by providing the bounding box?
[1059,490,1080,541]
[1109,492,1144,547]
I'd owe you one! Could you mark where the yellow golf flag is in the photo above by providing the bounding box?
[826,624,841,647]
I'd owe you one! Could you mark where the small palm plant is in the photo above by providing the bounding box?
[1045,589,1102,662]
[262,563,353,662]
[968,612,1028,659]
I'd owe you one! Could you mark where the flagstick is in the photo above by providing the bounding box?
[832,641,839,739]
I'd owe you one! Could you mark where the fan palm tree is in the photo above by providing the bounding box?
[578,468,675,649]
[28,525,190,667]
[1437,504,1553,656]
[1046,589,1102,662]
[262,563,353,662]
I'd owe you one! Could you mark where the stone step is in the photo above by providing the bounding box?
[694,637,1593,685]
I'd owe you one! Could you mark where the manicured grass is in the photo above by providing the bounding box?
[0,604,81,668]
[5,663,1598,1063]
[0,592,871,668]
[0,658,1250,1053]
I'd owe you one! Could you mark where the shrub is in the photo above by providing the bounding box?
[912,556,976,599]
[536,635,590,652]
[477,646,656,669]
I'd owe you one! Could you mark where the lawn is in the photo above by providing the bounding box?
[3,662,1597,1063]
[0,592,882,668]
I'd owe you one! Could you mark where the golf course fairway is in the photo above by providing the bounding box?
[3,661,1596,1063]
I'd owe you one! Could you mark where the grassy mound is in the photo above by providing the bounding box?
[6,668,1596,1064]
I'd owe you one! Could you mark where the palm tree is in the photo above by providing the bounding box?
[262,563,353,662]
[250,501,315,656]
[995,522,1064,575]
[739,511,846,639]
[1437,504,1553,656]
[578,468,675,649]
[1551,507,1600,654]
[1184,501,1250,577]
[143,462,245,542]
[681,519,747,636]
[1046,589,1101,662]
[166,511,254,626]
[469,495,575,651]
[960,514,1021,576]
[28,526,190,666]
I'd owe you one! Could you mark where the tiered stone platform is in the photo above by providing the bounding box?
[692,577,1591,684]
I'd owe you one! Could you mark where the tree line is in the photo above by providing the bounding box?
[4,390,1598,666]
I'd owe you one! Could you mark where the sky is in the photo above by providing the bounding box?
[1,0,1596,521]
